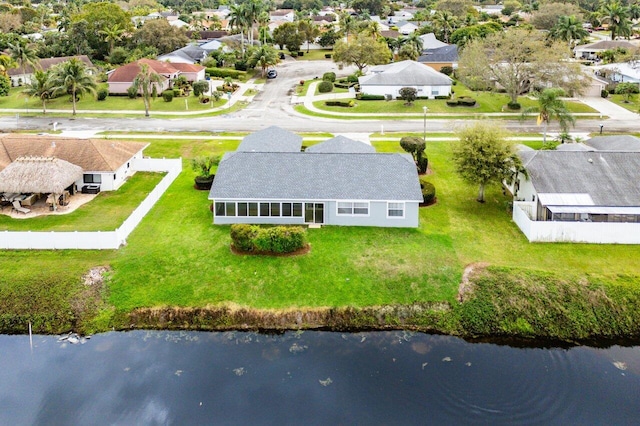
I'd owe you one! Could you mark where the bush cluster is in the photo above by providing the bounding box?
[96,88,109,101]
[601,89,609,98]
[507,101,521,110]
[440,66,454,76]
[446,97,476,107]
[206,67,246,80]
[230,224,307,254]
[419,178,436,204]
[318,81,333,93]
[162,90,174,102]
[127,86,137,99]
[325,100,355,107]
[322,72,336,82]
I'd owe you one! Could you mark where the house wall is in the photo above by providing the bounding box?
[74,149,145,191]
[181,70,206,82]
[513,202,640,244]
[212,199,420,227]
[360,84,452,99]
[108,80,171,95]
[422,62,454,72]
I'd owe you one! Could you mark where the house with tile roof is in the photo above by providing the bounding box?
[8,55,94,86]
[107,59,204,95]
[359,60,453,99]
[209,129,422,227]
[510,148,640,243]
[0,134,148,192]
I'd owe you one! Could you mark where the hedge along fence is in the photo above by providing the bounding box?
[205,67,248,81]
[230,224,307,254]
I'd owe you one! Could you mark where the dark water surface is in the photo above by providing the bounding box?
[1,331,639,425]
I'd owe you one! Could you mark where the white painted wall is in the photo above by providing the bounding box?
[360,85,452,99]
[513,202,640,244]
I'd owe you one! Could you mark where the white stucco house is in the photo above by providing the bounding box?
[510,138,640,244]
[594,62,640,84]
[359,60,453,99]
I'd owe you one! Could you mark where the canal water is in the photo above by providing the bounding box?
[1,331,639,425]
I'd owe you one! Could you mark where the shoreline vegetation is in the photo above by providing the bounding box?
[2,136,640,346]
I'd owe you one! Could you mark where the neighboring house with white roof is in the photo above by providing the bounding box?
[419,33,448,50]
[359,60,453,99]
[573,40,637,60]
[594,62,640,83]
[169,19,190,29]
[7,55,94,86]
[394,20,419,35]
[270,9,295,22]
[158,44,208,64]
[510,138,640,243]
[209,127,422,228]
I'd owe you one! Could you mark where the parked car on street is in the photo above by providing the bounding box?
[267,69,277,79]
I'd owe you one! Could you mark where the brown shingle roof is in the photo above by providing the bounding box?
[7,55,93,76]
[170,63,205,72]
[0,135,148,172]
[107,59,175,83]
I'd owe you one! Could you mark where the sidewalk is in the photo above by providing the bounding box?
[296,82,628,119]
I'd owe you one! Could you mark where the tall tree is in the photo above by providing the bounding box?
[531,2,582,30]
[522,88,576,143]
[247,45,279,77]
[432,10,458,43]
[339,12,355,44]
[453,122,523,203]
[130,63,163,117]
[297,19,320,53]
[131,19,189,55]
[0,54,16,77]
[272,22,304,52]
[551,15,589,47]
[22,70,54,114]
[71,2,133,59]
[7,41,39,80]
[333,32,391,71]
[49,58,97,116]
[229,3,249,56]
[601,1,632,40]
[457,28,584,104]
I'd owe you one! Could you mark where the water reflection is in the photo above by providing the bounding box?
[0,331,639,425]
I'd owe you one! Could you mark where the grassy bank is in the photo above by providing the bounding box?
[2,134,640,343]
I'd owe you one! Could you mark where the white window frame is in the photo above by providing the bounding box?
[336,201,370,217]
[387,202,405,219]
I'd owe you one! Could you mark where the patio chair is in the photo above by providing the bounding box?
[12,200,30,214]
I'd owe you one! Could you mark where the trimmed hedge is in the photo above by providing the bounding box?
[325,100,355,107]
[507,101,521,110]
[356,93,385,100]
[96,88,108,101]
[322,72,336,82]
[162,90,174,102]
[446,96,476,107]
[420,178,436,204]
[205,67,247,80]
[230,224,307,254]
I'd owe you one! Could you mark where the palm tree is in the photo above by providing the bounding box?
[7,42,39,83]
[49,58,97,116]
[601,1,632,40]
[22,70,54,114]
[248,45,279,77]
[363,20,382,40]
[131,63,163,117]
[0,54,16,77]
[406,31,424,53]
[339,12,354,44]
[229,3,249,56]
[522,88,576,144]
[257,11,270,44]
[551,15,589,47]
[432,11,458,44]
[99,24,125,55]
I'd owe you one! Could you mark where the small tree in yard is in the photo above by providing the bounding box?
[399,87,417,105]
[453,122,523,203]
[615,82,639,103]
[400,136,429,174]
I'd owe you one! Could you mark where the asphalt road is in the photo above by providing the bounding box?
[0,60,638,134]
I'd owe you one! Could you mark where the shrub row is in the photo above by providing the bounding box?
[205,67,246,80]
[325,100,355,107]
[356,93,385,100]
[446,96,476,107]
[230,224,307,254]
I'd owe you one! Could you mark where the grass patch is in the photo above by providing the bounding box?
[0,172,164,231]
[608,94,639,112]
[3,138,640,339]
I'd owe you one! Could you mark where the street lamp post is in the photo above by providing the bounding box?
[422,106,428,142]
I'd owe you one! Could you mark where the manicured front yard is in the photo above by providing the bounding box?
[2,134,640,335]
[608,93,639,112]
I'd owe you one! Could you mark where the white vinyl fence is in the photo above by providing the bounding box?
[1,158,182,250]
[513,202,640,244]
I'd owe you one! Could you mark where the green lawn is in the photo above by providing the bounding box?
[0,85,229,113]
[3,136,640,334]
[608,94,639,112]
[0,172,164,231]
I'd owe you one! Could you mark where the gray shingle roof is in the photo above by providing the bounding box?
[306,136,376,153]
[521,151,640,206]
[585,135,640,152]
[418,45,459,63]
[237,126,303,152]
[360,60,452,86]
[209,152,422,201]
